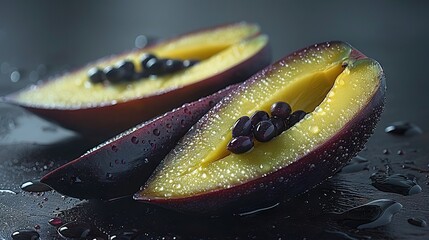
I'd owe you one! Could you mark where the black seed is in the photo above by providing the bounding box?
[104,66,122,83]
[286,110,307,128]
[232,116,252,137]
[88,67,105,83]
[164,59,184,73]
[253,120,276,142]
[227,136,254,154]
[183,59,199,68]
[270,117,286,135]
[145,58,165,75]
[140,53,157,69]
[270,102,291,119]
[134,71,150,79]
[250,110,270,126]
[11,229,40,240]
[116,60,135,80]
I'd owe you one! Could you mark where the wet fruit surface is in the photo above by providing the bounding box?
[136,41,387,214]
[1,107,429,239]
[1,3,429,239]
[3,23,270,138]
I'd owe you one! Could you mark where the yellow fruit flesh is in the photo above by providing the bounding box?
[142,44,382,198]
[15,23,260,108]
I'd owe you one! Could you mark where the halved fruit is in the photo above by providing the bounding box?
[3,22,270,138]
[134,41,386,214]
[40,84,237,200]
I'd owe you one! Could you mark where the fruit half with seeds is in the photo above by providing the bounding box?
[40,84,237,200]
[2,22,270,138]
[134,41,386,214]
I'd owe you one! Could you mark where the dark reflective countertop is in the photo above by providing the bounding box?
[1,1,428,239]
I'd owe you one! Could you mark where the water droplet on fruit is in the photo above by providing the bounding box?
[334,199,402,229]
[11,229,40,240]
[131,136,139,144]
[153,129,160,136]
[338,79,345,85]
[310,126,319,134]
[21,180,52,192]
[370,173,422,195]
[48,217,63,227]
[408,217,427,227]
[111,145,118,152]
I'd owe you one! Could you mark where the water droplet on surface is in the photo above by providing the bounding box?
[407,217,427,227]
[334,199,402,229]
[320,230,358,240]
[110,228,139,240]
[236,202,280,217]
[135,35,148,48]
[10,70,21,82]
[0,189,17,195]
[21,180,52,192]
[106,173,113,180]
[370,172,422,195]
[57,222,92,239]
[153,128,160,136]
[341,156,369,173]
[385,121,423,136]
[11,229,40,240]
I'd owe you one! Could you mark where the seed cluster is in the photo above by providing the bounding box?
[227,101,307,154]
[88,53,199,84]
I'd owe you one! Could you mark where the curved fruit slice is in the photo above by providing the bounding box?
[135,41,386,214]
[3,22,270,138]
[40,84,237,200]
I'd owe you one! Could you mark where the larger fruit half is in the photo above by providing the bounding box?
[40,84,238,200]
[135,41,386,214]
[3,22,270,138]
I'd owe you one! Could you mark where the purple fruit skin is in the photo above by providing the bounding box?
[40,84,238,200]
[135,42,386,214]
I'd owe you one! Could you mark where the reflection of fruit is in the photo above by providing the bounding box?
[135,41,386,214]
[3,23,270,138]
[40,85,237,200]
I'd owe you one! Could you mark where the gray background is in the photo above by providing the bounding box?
[1,1,429,125]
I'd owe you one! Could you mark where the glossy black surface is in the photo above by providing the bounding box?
[1,1,429,239]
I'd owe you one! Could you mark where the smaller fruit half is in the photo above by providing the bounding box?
[3,22,270,138]
[40,84,237,200]
[135,41,386,214]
